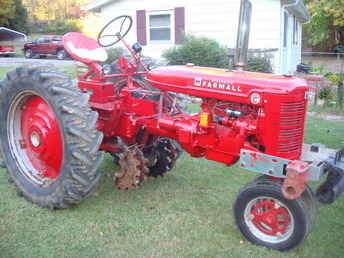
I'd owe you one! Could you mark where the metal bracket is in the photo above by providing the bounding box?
[240,144,336,181]
[302,144,337,180]
[240,149,289,178]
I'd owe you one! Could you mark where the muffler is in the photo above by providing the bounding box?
[234,0,252,71]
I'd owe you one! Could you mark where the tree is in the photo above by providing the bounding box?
[0,0,15,26]
[304,0,344,48]
[23,0,91,21]
[8,0,29,33]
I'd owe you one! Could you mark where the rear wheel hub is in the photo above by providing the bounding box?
[244,197,294,243]
[9,93,63,185]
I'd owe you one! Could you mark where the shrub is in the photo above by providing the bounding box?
[46,19,82,34]
[163,34,273,73]
[246,56,272,73]
[319,87,334,107]
[163,34,229,68]
[311,64,326,74]
[105,47,128,64]
[325,72,341,85]
[325,72,344,110]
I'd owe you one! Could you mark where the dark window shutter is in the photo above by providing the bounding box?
[174,7,185,44]
[136,10,147,45]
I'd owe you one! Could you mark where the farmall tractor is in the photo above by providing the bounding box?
[1,0,344,251]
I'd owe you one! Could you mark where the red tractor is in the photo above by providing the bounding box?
[0,4,343,251]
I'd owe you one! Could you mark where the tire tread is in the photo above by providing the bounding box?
[0,65,103,209]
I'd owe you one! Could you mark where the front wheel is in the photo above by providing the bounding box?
[24,49,33,58]
[233,177,316,251]
[0,65,103,209]
[56,49,67,60]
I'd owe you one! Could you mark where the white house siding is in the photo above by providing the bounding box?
[279,9,303,74]
[251,0,281,73]
[100,2,279,51]
[96,0,305,74]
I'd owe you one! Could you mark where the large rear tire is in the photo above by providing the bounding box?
[0,65,103,209]
[233,176,316,251]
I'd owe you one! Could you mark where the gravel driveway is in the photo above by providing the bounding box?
[0,57,77,66]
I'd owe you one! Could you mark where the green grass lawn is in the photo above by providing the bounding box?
[0,65,344,257]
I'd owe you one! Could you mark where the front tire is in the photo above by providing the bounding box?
[233,177,315,251]
[0,65,103,209]
[24,49,33,58]
[56,49,67,60]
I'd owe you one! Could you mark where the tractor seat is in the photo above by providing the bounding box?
[63,32,108,64]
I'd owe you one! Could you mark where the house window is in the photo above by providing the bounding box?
[148,11,173,42]
[136,8,184,46]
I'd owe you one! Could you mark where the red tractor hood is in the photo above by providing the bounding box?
[147,66,308,103]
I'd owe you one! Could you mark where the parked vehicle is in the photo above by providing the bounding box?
[334,45,344,53]
[0,27,27,57]
[0,45,15,57]
[23,35,69,60]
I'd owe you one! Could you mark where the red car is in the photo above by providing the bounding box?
[23,35,69,60]
[0,45,15,57]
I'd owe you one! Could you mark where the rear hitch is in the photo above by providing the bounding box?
[316,148,344,204]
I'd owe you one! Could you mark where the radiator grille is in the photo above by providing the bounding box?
[277,100,306,154]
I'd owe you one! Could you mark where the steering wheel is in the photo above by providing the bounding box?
[97,15,133,47]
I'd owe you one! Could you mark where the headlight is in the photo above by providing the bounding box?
[250,93,261,105]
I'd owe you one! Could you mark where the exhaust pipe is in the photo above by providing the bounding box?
[234,0,252,71]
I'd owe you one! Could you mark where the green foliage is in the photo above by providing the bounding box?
[311,64,326,74]
[7,0,29,33]
[246,57,272,73]
[324,72,344,110]
[0,0,15,26]
[163,34,272,73]
[104,47,128,64]
[325,72,340,85]
[46,19,82,34]
[304,0,344,48]
[22,0,89,21]
[0,0,28,33]
[163,34,229,68]
[318,87,333,101]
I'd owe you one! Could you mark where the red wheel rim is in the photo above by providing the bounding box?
[244,197,294,243]
[251,200,290,236]
[8,92,63,185]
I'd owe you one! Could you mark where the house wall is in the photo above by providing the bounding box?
[98,0,282,72]
[279,8,303,74]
